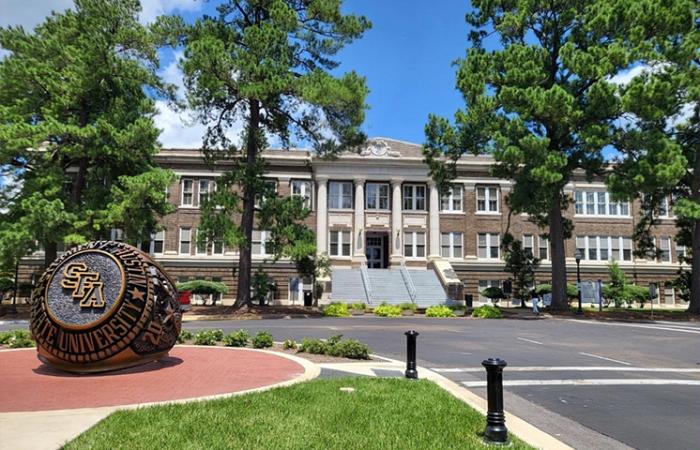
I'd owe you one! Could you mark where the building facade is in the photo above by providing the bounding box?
[18,138,687,306]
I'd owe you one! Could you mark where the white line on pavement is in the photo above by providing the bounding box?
[462,379,700,388]
[650,321,700,331]
[517,337,544,345]
[565,319,700,334]
[431,366,700,373]
[579,352,631,365]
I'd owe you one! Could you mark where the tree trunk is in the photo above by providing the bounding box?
[44,241,58,268]
[234,100,261,310]
[549,195,568,311]
[688,145,700,314]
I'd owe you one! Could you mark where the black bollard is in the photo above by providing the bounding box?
[482,357,508,444]
[404,330,419,379]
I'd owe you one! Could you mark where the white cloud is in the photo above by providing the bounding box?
[0,0,74,30]
[609,65,649,86]
[140,0,202,24]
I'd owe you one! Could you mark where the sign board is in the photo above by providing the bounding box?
[579,281,599,303]
[542,293,552,306]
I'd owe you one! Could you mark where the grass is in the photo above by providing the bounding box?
[65,378,533,450]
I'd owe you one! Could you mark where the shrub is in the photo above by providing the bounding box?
[0,277,14,293]
[283,339,297,350]
[481,286,505,304]
[399,302,417,312]
[252,330,273,349]
[323,302,350,317]
[298,338,329,354]
[223,330,251,347]
[193,330,218,345]
[328,339,370,360]
[373,304,402,317]
[176,280,228,295]
[350,302,366,311]
[425,305,455,318]
[177,329,194,343]
[211,329,225,341]
[471,305,503,319]
[0,330,35,348]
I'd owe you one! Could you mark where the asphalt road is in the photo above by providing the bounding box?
[3,315,698,449]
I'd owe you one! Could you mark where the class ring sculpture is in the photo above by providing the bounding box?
[29,241,182,373]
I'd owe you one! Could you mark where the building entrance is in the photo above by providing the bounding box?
[366,233,388,268]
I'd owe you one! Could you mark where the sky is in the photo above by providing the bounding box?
[0,0,476,148]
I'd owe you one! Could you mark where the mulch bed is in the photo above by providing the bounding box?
[550,309,699,322]
[176,340,370,363]
[186,304,323,319]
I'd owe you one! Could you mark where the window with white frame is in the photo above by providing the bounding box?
[252,230,271,256]
[478,280,501,302]
[329,230,351,256]
[291,180,312,209]
[179,227,192,254]
[195,229,208,255]
[181,179,194,206]
[441,232,463,258]
[255,180,277,208]
[404,231,426,258]
[676,243,687,262]
[574,190,629,217]
[523,234,534,257]
[366,183,390,210]
[538,235,549,260]
[110,228,124,242]
[143,230,165,255]
[658,236,672,263]
[212,238,224,255]
[441,186,463,212]
[576,236,633,262]
[476,186,499,213]
[477,233,500,259]
[664,282,675,304]
[329,181,353,209]
[198,179,214,206]
[403,184,426,210]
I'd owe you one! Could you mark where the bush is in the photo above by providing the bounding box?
[0,277,14,293]
[176,280,229,295]
[425,305,455,318]
[177,329,194,343]
[252,330,273,349]
[193,330,219,345]
[223,330,251,347]
[298,338,329,354]
[0,329,35,348]
[328,339,370,360]
[471,305,503,319]
[373,304,402,317]
[399,302,417,312]
[350,302,366,311]
[211,329,225,341]
[323,302,350,317]
[481,286,505,303]
[283,339,297,350]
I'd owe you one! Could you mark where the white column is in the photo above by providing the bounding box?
[353,177,366,263]
[316,176,328,255]
[390,178,403,264]
[428,181,441,259]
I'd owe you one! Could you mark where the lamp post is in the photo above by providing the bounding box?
[574,249,583,315]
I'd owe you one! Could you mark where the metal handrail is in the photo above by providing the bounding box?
[401,261,417,303]
[360,261,373,304]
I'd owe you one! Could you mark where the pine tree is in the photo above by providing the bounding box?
[502,233,540,308]
[0,0,175,270]
[172,1,370,309]
[424,0,647,311]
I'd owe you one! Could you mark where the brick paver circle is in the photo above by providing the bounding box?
[0,346,306,412]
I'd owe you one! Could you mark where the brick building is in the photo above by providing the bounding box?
[18,138,686,306]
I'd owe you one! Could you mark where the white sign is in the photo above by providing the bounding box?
[580,281,599,303]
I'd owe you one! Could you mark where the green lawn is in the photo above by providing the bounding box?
[66,378,533,450]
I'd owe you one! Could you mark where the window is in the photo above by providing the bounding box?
[329,230,351,256]
[212,238,225,255]
[291,180,312,209]
[676,244,687,262]
[403,184,426,210]
[478,280,500,302]
[195,229,208,255]
[664,282,675,304]
[110,228,124,242]
[255,180,277,208]
[441,186,463,212]
[198,180,214,206]
[538,235,549,260]
[142,230,165,255]
[659,196,670,217]
[252,230,271,256]
[576,236,633,262]
[478,233,500,259]
[329,181,353,209]
[179,227,191,255]
[404,232,426,258]
[523,235,534,257]
[441,232,463,258]
[574,190,630,217]
[366,183,390,210]
[476,187,499,213]
[181,179,193,206]
[659,236,672,263]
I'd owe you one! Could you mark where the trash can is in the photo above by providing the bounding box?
[465,294,473,308]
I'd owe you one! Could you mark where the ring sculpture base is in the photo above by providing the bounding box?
[30,241,182,373]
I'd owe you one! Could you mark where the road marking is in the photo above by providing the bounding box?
[565,319,700,334]
[461,379,700,388]
[651,321,700,331]
[517,337,544,345]
[578,352,631,365]
[431,366,700,373]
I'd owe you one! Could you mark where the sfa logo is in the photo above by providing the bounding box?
[60,262,106,308]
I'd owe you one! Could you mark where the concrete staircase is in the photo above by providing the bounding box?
[366,269,411,305]
[330,269,368,303]
[409,270,449,307]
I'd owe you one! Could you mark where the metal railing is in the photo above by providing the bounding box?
[400,261,417,303]
[360,261,373,304]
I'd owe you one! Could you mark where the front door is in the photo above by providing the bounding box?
[366,235,384,268]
